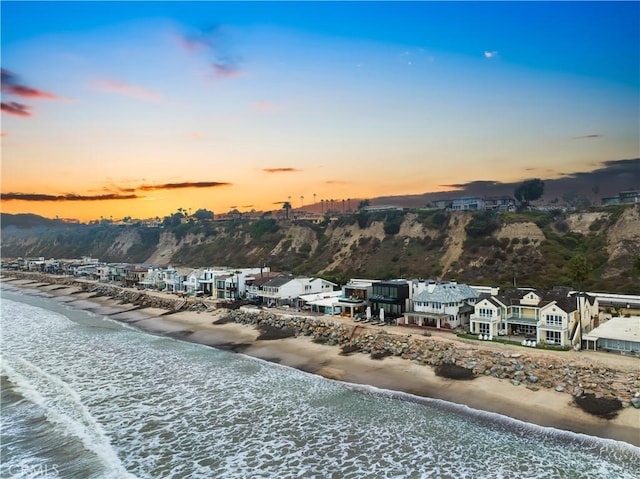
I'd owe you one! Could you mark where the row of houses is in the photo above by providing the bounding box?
[601,189,640,206]
[5,256,637,352]
[429,196,518,212]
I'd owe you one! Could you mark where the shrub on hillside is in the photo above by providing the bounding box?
[465,211,500,237]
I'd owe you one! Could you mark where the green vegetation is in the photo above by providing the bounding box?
[465,211,500,237]
[2,205,638,293]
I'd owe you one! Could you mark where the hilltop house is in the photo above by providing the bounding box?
[399,281,479,330]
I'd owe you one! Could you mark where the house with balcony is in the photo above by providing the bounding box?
[400,281,479,330]
[484,195,517,212]
[336,279,378,318]
[470,288,599,347]
[245,272,285,300]
[259,275,336,307]
[450,197,485,211]
[469,294,508,338]
[184,269,203,294]
[369,280,410,321]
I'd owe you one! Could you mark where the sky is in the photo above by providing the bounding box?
[1,1,638,221]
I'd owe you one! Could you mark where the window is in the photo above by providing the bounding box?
[546,331,561,344]
[432,302,441,309]
[478,323,490,335]
[545,314,563,327]
[478,308,493,318]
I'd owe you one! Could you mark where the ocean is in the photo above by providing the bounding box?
[1,285,639,479]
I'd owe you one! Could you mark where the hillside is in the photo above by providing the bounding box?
[1,206,639,293]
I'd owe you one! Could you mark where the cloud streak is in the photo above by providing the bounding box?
[93,78,161,101]
[2,181,232,202]
[1,102,31,117]
[1,69,63,100]
[484,51,498,59]
[263,168,300,174]
[572,134,603,140]
[177,25,244,80]
[2,193,139,202]
[137,181,231,191]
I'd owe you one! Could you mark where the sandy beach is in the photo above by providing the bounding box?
[3,276,639,447]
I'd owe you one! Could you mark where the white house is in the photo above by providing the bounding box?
[259,276,337,307]
[470,288,599,347]
[184,269,203,294]
[469,295,508,338]
[399,281,479,330]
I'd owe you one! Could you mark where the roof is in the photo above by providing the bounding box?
[414,282,479,304]
[299,291,342,305]
[247,272,285,287]
[584,316,640,343]
[262,276,295,288]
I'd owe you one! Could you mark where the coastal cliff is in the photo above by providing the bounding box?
[2,205,639,293]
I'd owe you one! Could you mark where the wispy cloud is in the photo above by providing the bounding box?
[572,134,603,140]
[177,24,244,80]
[93,78,161,101]
[1,69,64,100]
[484,51,498,59]
[2,192,138,202]
[137,181,231,191]
[212,60,243,78]
[252,101,281,112]
[324,180,347,185]
[263,168,300,174]
[1,102,31,117]
[3,180,232,202]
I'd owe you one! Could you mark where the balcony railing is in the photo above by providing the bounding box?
[505,315,538,325]
[470,314,499,322]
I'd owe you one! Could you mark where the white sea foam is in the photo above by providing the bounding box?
[1,358,136,479]
[2,293,640,479]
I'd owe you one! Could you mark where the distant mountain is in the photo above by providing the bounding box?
[1,213,66,229]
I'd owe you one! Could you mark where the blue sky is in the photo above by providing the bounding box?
[1,1,638,220]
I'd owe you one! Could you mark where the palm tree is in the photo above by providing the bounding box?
[313,193,317,211]
[282,201,292,219]
[300,195,304,208]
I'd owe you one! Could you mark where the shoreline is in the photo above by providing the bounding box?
[2,274,639,447]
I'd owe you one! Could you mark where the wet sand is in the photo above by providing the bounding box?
[3,277,639,447]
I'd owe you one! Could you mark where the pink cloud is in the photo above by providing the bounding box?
[1,69,65,100]
[212,62,244,78]
[93,78,161,101]
[252,101,280,112]
[1,102,31,117]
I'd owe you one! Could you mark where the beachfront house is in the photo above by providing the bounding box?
[468,294,508,338]
[259,276,336,307]
[163,266,190,293]
[583,316,640,353]
[185,269,203,294]
[336,279,378,318]
[400,281,479,330]
[245,272,285,300]
[369,280,410,322]
[470,288,600,347]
